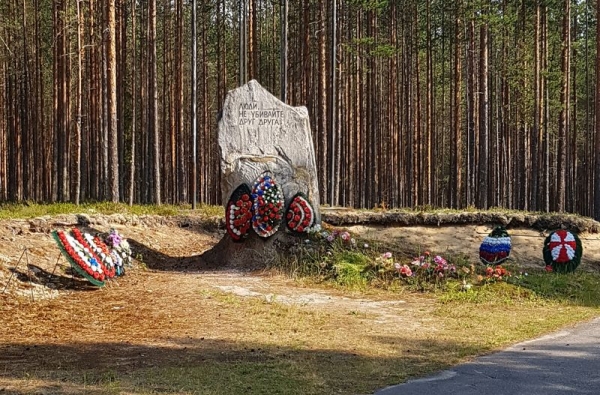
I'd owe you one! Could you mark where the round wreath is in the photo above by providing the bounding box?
[479,226,512,265]
[251,172,284,238]
[543,229,583,274]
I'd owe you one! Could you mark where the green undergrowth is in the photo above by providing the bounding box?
[0,201,222,219]
[275,228,600,307]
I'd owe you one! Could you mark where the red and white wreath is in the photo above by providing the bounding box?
[543,229,583,273]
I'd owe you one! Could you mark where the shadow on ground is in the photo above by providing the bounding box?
[0,337,481,395]
[1,333,598,395]
[79,225,225,273]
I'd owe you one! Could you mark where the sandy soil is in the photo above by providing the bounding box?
[347,224,600,271]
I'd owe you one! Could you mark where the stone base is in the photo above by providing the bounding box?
[200,231,299,269]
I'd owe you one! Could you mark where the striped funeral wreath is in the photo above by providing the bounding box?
[479,226,512,265]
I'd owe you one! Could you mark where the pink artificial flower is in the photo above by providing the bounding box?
[340,232,351,241]
[382,252,393,259]
[434,255,447,265]
[400,264,412,277]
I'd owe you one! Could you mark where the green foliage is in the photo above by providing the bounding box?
[333,251,372,288]
[346,0,389,12]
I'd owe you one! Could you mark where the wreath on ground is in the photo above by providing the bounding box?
[52,228,132,286]
[543,229,583,273]
[479,226,512,265]
[52,229,109,286]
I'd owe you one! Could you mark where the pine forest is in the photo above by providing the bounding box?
[1,0,600,220]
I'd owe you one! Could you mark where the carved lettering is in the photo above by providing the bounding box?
[239,103,258,110]
[238,103,285,127]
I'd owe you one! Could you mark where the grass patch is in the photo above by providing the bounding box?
[508,270,600,307]
[332,251,372,288]
[0,201,222,219]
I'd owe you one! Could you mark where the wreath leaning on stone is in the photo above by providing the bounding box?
[542,229,583,274]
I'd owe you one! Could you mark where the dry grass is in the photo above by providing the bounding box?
[1,267,599,395]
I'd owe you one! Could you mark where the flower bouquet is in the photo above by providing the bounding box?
[104,229,132,275]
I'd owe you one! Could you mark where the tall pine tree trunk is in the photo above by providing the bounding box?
[107,0,119,202]
[557,0,570,212]
[478,19,489,209]
[595,0,600,219]
[149,0,160,204]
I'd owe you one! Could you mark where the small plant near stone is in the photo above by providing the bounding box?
[396,251,459,291]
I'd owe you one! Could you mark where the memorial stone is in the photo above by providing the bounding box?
[201,80,321,267]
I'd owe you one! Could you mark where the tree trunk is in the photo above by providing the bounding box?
[478,19,489,209]
[595,0,600,219]
[74,0,83,205]
[557,0,570,212]
[148,0,160,204]
[106,0,119,202]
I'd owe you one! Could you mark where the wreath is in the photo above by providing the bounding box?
[479,226,512,265]
[285,192,315,233]
[251,172,284,238]
[543,229,583,273]
[52,230,107,287]
[225,183,253,241]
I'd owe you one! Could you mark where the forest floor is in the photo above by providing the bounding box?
[1,211,600,394]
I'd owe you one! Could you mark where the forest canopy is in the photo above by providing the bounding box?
[1,0,599,220]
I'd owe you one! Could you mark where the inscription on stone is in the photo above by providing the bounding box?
[238,102,285,127]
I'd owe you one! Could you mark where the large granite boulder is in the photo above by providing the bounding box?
[201,80,321,268]
[218,80,320,221]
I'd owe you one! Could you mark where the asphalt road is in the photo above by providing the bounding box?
[375,317,600,395]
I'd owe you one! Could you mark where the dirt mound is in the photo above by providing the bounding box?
[322,209,600,234]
